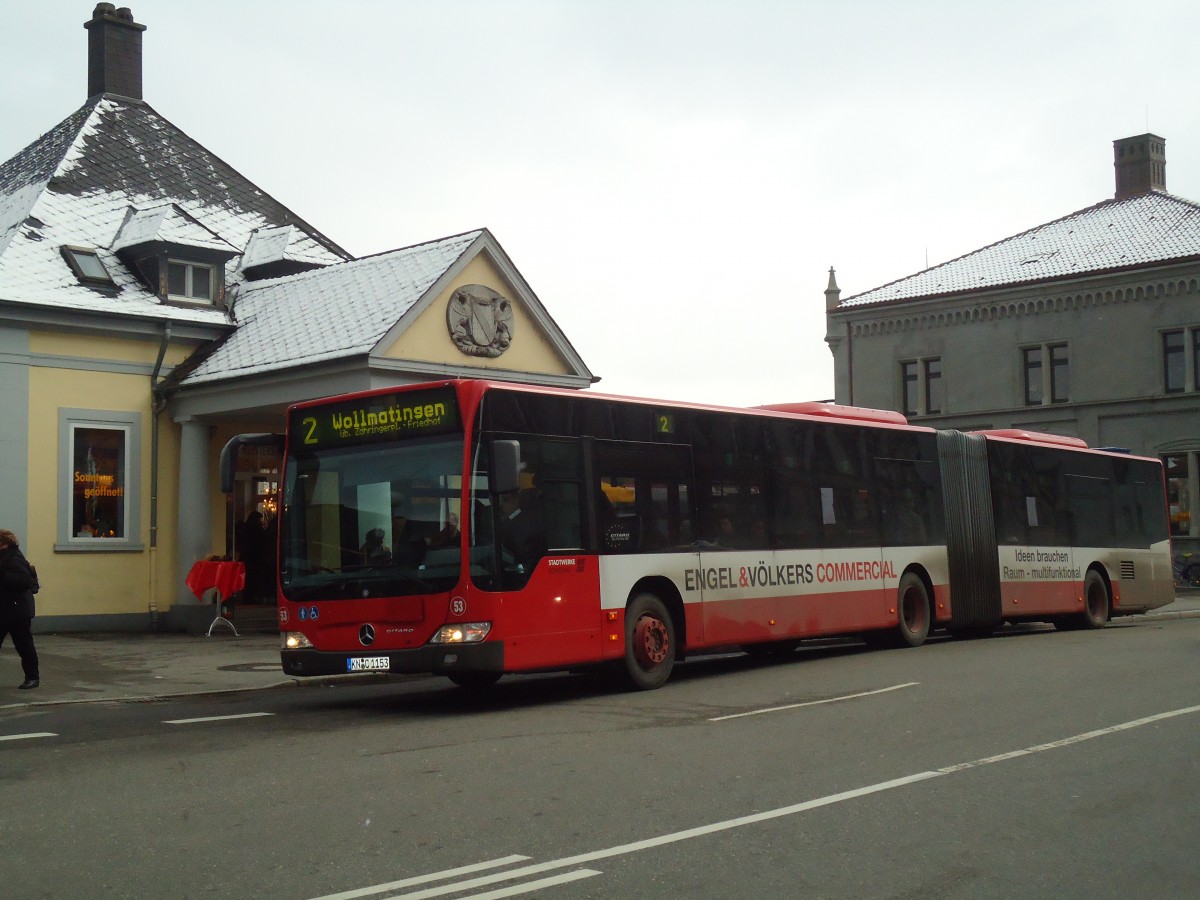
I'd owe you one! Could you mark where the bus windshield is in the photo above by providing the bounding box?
[280,436,464,601]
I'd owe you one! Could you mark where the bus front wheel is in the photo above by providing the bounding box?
[622,594,676,690]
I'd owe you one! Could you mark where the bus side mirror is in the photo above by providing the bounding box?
[219,433,285,493]
[491,440,522,494]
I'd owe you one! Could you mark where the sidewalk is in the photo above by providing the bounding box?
[0,630,291,710]
[3,593,1199,710]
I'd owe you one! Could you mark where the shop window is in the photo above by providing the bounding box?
[56,410,143,551]
[1164,453,1193,537]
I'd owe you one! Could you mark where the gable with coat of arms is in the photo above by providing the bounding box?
[446,285,515,358]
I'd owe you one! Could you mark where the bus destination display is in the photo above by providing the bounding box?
[292,387,459,448]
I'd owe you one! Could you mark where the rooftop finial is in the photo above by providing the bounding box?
[824,267,841,311]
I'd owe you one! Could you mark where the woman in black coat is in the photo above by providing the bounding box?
[0,528,40,689]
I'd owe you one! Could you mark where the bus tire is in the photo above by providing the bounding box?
[1078,569,1110,630]
[896,572,931,647]
[622,593,676,690]
[447,671,502,689]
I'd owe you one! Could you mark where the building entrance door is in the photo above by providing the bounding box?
[228,449,280,604]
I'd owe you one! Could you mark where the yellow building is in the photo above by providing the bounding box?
[0,5,593,631]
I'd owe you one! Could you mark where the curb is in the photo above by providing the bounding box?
[0,672,428,711]
[1141,608,1200,621]
[0,679,298,711]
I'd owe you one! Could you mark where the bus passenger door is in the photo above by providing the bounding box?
[484,436,597,670]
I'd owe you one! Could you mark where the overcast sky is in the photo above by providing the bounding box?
[5,1,1200,407]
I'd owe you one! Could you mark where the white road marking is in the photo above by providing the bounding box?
[310,856,532,900]
[424,870,601,899]
[163,712,275,725]
[0,732,57,742]
[320,701,1200,899]
[708,682,920,721]
[311,775,940,900]
[937,703,1200,773]
[374,866,605,900]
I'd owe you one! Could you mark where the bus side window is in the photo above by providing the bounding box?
[876,457,940,546]
[599,477,639,553]
[771,483,822,549]
[767,420,819,549]
[482,436,584,588]
[595,441,694,554]
[809,425,879,548]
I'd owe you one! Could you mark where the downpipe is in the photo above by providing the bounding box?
[149,322,171,630]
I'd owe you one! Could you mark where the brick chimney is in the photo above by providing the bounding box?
[84,4,146,101]
[1113,134,1166,199]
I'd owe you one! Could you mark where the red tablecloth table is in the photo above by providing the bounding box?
[185,560,245,636]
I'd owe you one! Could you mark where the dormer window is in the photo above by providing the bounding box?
[112,203,237,308]
[168,260,214,302]
[62,246,114,287]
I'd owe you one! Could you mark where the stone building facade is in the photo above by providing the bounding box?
[825,134,1200,556]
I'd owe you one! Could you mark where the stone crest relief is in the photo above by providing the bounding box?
[446,285,515,357]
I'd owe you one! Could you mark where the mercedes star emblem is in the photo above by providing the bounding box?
[358,623,376,646]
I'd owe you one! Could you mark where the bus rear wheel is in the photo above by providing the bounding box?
[1053,570,1111,631]
[621,594,676,690]
[896,572,931,647]
[1079,569,1110,629]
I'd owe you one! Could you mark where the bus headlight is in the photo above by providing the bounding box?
[281,632,314,650]
[430,622,491,644]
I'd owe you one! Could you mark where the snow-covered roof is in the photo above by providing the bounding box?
[838,190,1200,309]
[0,96,350,326]
[112,202,239,254]
[240,225,298,270]
[179,231,484,385]
[2,93,591,393]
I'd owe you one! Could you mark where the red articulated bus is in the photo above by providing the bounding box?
[220,379,1175,690]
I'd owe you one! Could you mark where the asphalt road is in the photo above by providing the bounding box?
[2,616,1198,899]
